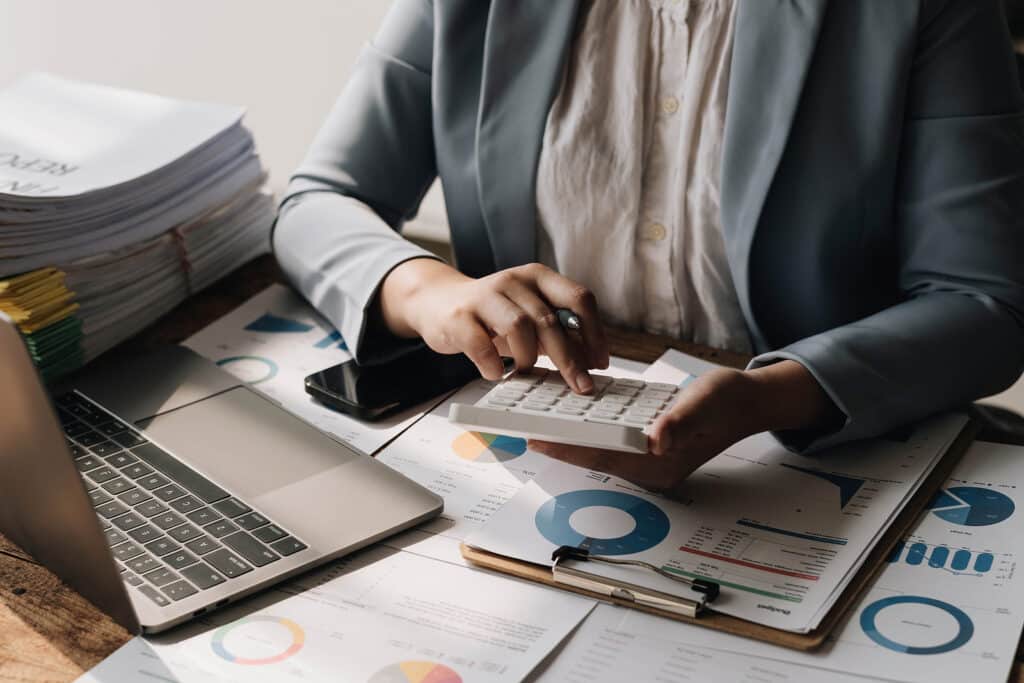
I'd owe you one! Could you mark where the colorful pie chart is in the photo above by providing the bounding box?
[210,615,304,665]
[368,660,462,683]
[535,489,671,555]
[452,431,527,463]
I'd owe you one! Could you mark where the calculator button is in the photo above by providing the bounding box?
[494,390,524,400]
[645,382,679,392]
[502,381,534,392]
[526,395,556,405]
[556,407,584,416]
[487,398,516,408]
[599,395,632,405]
[626,407,657,418]
[623,415,651,425]
[521,403,551,412]
[587,416,623,425]
[614,378,644,389]
[639,389,674,401]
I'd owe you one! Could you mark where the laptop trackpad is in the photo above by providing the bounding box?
[137,387,356,499]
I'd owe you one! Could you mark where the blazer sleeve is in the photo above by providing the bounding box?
[750,0,1024,452]
[272,0,442,364]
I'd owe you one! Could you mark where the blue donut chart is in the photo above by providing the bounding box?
[216,355,279,384]
[535,490,670,555]
[860,595,974,655]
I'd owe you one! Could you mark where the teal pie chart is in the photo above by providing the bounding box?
[535,490,670,555]
[860,596,974,655]
[929,486,1014,527]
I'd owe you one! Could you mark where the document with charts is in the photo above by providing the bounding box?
[374,357,647,541]
[77,547,595,683]
[466,411,967,632]
[535,440,1024,683]
[184,284,433,455]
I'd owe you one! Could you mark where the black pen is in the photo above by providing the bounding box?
[556,308,582,331]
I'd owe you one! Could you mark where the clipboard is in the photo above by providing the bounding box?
[461,419,979,651]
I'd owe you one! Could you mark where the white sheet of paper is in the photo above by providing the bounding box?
[466,410,967,632]
[0,73,243,199]
[536,440,1024,683]
[183,284,433,456]
[374,357,647,541]
[77,547,596,683]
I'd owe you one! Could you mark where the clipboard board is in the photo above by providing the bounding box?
[461,419,978,651]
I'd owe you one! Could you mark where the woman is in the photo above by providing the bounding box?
[274,0,1024,496]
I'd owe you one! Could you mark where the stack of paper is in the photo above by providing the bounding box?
[0,73,273,380]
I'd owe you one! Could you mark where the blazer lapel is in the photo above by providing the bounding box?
[476,0,579,269]
[721,0,828,346]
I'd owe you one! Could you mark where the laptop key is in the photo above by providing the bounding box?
[164,550,199,570]
[75,455,103,472]
[135,500,168,518]
[153,484,186,502]
[137,584,171,607]
[128,524,162,543]
[153,512,186,531]
[97,517,111,530]
[105,529,127,546]
[64,421,91,438]
[97,420,130,437]
[90,441,122,458]
[112,542,145,562]
[112,431,147,448]
[181,563,226,589]
[212,499,251,518]
[105,453,136,469]
[123,573,143,587]
[88,466,119,483]
[222,532,279,567]
[122,463,154,479]
[162,580,198,601]
[131,443,230,504]
[168,524,203,543]
[101,477,134,495]
[144,538,180,557]
[205,548,253,578]
[127,555,160,575]
[89,489,113,506]
[138,473,169,490]
[170,495,202,514]
[112,512,147,531]
[143,568,178,587]
[204,519,238,538]
[67,443,86,459]
[186,508,221,526]
[184,536,219,556]
[251,524,287,544]
[75,431,105,447]
[270,537,308,557]
[234,512,269,531]
[96,501,129,518]
[119,489,152,506]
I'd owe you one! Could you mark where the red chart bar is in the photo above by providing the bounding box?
[679,547,820,581]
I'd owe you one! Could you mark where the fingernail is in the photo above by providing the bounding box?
[576,372,594,394]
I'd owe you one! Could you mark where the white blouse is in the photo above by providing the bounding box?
[535,0,751,353]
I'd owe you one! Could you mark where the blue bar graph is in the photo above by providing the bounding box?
[975,553,994,572]
[887,541,995,575]
[952,549,972,571]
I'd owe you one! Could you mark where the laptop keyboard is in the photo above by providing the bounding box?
[56,392,308,608]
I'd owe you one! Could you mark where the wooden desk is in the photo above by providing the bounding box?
[0,255,1020,681]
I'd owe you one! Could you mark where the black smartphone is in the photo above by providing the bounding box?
[304,347,511,421]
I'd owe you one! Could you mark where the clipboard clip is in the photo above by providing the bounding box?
[551,546,720,619]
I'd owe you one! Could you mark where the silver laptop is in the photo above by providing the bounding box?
[0,313,442,633]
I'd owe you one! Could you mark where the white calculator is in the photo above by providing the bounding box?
[448,367,684,453]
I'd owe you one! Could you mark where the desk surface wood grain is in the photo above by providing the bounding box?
[0,255,1020,682]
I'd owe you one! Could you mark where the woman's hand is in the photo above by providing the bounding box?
[379,259,610,393]
[530,360,843,497]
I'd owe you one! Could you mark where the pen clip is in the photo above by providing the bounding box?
[550,546,720,618]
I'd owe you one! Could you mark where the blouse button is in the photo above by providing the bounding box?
[661,96,680,114]
[641,222,668,241]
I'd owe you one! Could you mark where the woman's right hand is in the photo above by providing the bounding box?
[379,259,609,394]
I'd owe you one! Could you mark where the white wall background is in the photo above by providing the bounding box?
[0,0,451,247]
[2,0,1021,414]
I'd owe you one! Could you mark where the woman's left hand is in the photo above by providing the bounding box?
[529,361,842,499]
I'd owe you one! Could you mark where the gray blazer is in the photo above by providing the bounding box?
[274,0,1024,451]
